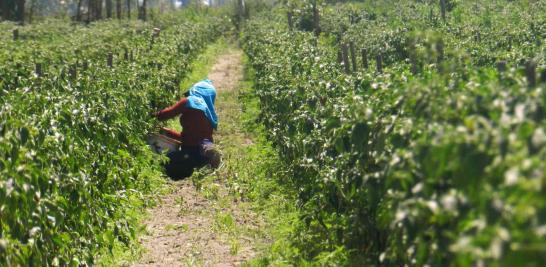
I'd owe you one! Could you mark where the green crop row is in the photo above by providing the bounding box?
[319,1,546,68]
[0,12,228,266]
[242,1,545,265]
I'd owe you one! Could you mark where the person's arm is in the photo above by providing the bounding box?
[155,98,188,121]
[160,127,183,141]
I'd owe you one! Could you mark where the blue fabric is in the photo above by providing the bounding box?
[185,79,218,129]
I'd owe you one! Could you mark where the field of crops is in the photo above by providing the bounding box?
[242,0,546,265]
[1,0,546,266]
[0,11,227,265]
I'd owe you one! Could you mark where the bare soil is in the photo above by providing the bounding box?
[133,50,258,267]
[208,51,243,93]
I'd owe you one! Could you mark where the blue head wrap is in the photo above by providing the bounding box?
[185,79,218,129]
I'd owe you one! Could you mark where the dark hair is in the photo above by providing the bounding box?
[183,91,190,97]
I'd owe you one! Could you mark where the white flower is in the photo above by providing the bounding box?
[379,252,386,263]
[5,179,14,196]
[365,108,373,118]
[441,194,457,211]
[426,200,439,213]
[532,128,545,147]
[514,104,525,121]
[504,168,519,186]
[535,225,546,236]
[29,227,41,237]
[500,112,511,126]
[411,182,423,194]
[490,238,503,259]
[395,209,407,221]
[450,236,471,252]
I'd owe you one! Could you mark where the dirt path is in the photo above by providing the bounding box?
[133,50,258,267]
[208,51,243,94]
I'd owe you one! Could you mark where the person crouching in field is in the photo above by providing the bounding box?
[153,79,221,179]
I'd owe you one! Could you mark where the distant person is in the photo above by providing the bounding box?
[153,79,221,179]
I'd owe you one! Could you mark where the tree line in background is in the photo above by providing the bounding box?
[77,0,149,22]
[1,0,26,23]
[0,0,188,24]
